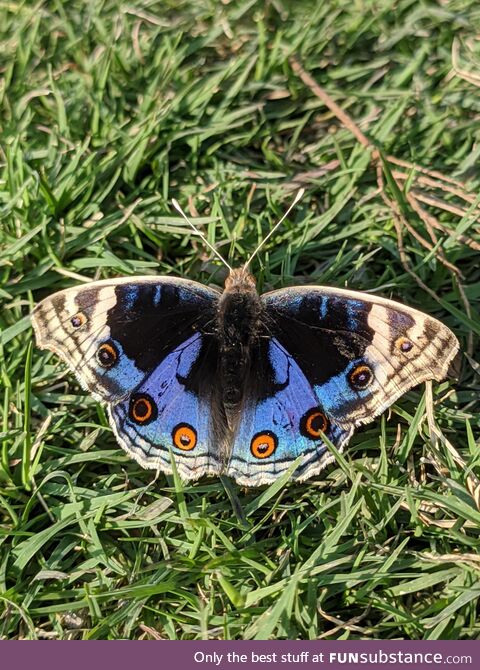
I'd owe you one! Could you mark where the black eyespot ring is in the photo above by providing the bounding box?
[300,408,330,439]
[172,423,197,451]
[96,341,119,368]
[348,363,373,390]
[129,393,158,425]
[250,431,278,459]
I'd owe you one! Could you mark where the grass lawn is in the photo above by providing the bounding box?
[1,0,479,640]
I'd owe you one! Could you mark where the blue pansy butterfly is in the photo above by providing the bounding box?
[32,197,459,486]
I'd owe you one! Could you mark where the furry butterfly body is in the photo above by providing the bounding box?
[32,269,459,486]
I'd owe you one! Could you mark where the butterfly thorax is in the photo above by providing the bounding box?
[217,269,264,416]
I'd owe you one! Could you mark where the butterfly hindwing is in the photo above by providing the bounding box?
[226,285,459,486]
[227,338,353,486]
[110,333,221,479]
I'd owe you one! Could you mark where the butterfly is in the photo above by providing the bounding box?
[31,199,460,487]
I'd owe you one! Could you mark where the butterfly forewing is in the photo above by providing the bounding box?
[262,286,459,426]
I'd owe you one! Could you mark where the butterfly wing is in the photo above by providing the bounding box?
[108,332,222,478]
[263,286,459,424]
[226,286,459,486]
[226,337,353,486]
[33,277,460,486]
[32,277,222,478]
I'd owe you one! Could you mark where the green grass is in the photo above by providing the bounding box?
[1,0,480,640]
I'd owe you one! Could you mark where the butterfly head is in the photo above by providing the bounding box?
[224,268,256,292]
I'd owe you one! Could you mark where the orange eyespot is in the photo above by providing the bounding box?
[300,408,329,439]
[250,432,277,459]
[348,363,373,390]
[71,312,86,328]
[96,341,118,368]
[129,394,157,425]
[172,424,197,451]
[395,336,413,353]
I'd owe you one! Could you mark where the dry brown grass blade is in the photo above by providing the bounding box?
[289,57,373,151]
[289,56,478,281]
[283,160,341,190]
[378,171,446,303]
[386,155,470,189]
[317,604,371,638]
[392,169,480,206]
[452,37,480,88]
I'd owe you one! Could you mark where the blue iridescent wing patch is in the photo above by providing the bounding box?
[32,277,219,399]
[227,338,353,487]
[110,333,221,479]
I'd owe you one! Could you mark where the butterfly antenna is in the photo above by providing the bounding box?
[172,199,234,273]
[243,188,305,272]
